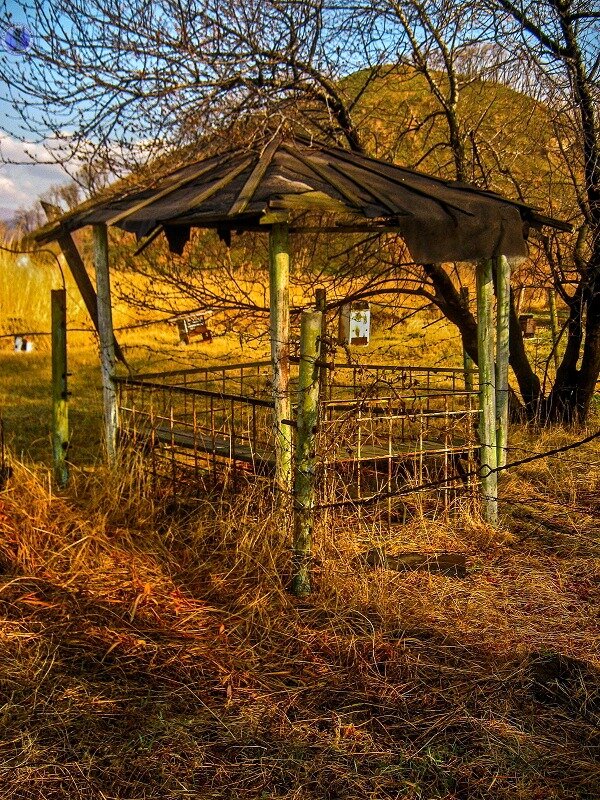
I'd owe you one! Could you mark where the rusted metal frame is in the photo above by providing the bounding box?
[333,362,471,375]
[229,137,280,216]
[113,377,275,408]
[133,360,271,383]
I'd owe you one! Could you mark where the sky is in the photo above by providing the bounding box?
[0,3,69,221]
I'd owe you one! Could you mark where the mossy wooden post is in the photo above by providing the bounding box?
[548,288,560,368]
[476,259,498,525]
[495,255,510,469]
[293,310,322,596]
[93,224,118,463]
[268,222,292,496]
[51,289,69,487]
[459,286,474,392]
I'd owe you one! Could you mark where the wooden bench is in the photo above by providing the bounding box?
[175,312,213,344]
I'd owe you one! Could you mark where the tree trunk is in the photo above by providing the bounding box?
[422,263,542,417]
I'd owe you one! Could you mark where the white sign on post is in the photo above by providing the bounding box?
[338,301,371,346]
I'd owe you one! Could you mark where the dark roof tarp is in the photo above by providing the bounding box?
[35,134,570,263]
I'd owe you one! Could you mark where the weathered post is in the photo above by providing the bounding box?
[548,288,560,368]
[476,259,498,525]
[92,224,118,463]
[495,256,510,469]
[51,289,69,487]
[315,288,328,398]
[268,222,292,496]
[459,286,474,392]
[292,310,322,596]
[42,202,126,365]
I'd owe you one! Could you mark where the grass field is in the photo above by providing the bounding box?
[1,246,599,799]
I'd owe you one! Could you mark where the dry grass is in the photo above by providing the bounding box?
[0,433,598,799]
[1,237,599,798]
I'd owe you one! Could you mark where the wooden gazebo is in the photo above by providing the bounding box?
[35,132,569,567]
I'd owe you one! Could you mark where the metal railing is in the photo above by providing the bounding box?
[116,359,480,515]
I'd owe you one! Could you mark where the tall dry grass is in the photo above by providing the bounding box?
[0,436,598,798]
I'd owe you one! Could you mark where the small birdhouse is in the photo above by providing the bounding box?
[338,301,371,346]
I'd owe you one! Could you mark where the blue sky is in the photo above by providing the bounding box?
[0,2,69,219]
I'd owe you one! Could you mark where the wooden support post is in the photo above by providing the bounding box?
[495,255,510,469]
[459,286,474,392]
[315,288,328,398]
[51,289,69,487]
[476,259,498,525]
[292,310,322,596]
[42,202,126,365]
[93,224,118,463]
[548,288,560,368]
[268,222,292,495]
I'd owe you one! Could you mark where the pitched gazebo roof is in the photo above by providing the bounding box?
[35,133,570,263]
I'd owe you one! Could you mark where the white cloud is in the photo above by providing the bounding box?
[0,133,72,211]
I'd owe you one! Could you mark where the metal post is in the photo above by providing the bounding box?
[93,224,118,462]
[292,310,322,596]
[476,259,498,525]
[268,222,292,496]
[495,255,510,469]
[51,289,69,487]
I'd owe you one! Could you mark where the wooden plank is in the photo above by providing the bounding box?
[365,549,466,577]
[187,157,253,209]
[228,137,280,216]
[106,158,229,225]
[269,222,293,495]
[323,158,410,216]
[322,148,477,217]
[292,310,322,596]
[476,258,498,525]
[280,144,364,209]
[51,289,69,487]
[93,224,119,463]
[268,192,350,213]
[133,225,164,256]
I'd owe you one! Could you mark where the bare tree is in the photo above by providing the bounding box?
[485,0,600,420]
[2,0,599,420]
